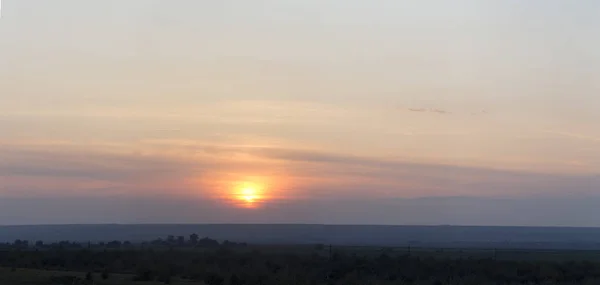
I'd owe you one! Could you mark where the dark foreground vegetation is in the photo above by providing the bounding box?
[3,235,600,284]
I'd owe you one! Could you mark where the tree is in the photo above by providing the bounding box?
[85,272,93,281]
[189,233,199,245]
[13,239,28,248]
[35,240,44,248]
[107,240,122,248]
[101,269,110,280]
[198,237,219,247]
[177,236,185,246]
[167,235,176,244]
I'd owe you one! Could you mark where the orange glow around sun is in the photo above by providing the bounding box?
[232,182,262,208]
[194,171,296,209]
[228,172,301,208]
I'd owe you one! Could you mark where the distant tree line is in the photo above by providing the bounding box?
[3,234,600,284]
[0,233,246,251]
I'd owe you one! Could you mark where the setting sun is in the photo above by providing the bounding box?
[240,186,258,203]
[234,181,264,208]
[198,172,292,209]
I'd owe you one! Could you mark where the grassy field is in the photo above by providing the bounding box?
[0,267,204,285]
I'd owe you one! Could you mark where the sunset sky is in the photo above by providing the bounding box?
[1,0,599,226]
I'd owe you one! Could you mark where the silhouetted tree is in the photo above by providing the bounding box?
[198,237,219,247]
[107,240,122,248]
[167,235,176,244]
[177,236,185,246]
[189,233,199,245]
[13,239,29,248]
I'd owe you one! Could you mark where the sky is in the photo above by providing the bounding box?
[0,0,599,226]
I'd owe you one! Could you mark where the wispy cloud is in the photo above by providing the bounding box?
[406,107,490,116]
[2,140,598,200]
[544,131,600,143]
[407,108,452,114]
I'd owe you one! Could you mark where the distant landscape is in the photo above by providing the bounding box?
[3,224,600,250]
[4,230,600,285]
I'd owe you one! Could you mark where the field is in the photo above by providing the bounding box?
[338,245,600,262]
[4,243,600,284]
[0,267,204,285]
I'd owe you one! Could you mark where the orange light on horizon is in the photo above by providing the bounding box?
[192,169,299,209]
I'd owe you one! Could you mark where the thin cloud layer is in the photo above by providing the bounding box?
[2,140,598,201]
[407,108,451,114]
[406,108,489,116]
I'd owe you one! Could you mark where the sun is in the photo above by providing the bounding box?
[233,181,264,208]
[240,186,258,203]
[198,173,285,209]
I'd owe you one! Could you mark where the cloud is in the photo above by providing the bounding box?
[0,141,204,197]
[406,107,492,116]
[407,108,453,114]
[431,108,451,114]
[2,140,599,201]
[544,131,600,143]
[0,147,195,181]
[246,146,514,175]
[153,144,600,197]
[470,110,488,115]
